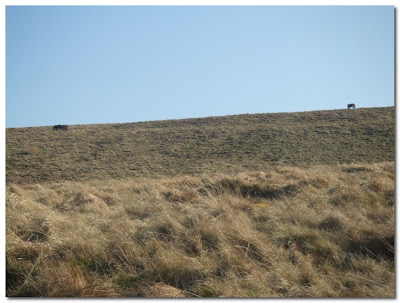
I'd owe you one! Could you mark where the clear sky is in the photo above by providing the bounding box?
[6,5,394,128]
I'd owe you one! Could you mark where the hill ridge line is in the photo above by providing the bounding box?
[6,106,393,129]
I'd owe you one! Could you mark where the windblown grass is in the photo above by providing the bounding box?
[6,162,394,297]
[6,107,394,184]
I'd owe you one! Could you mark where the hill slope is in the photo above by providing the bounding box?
[6,162,394,297]
[6,107,395,297]
[6,107,394,184]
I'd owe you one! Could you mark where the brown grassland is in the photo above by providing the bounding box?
[6,107,394,297]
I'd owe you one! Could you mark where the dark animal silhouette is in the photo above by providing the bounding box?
[348,103,356,109]
[53,125,68,131]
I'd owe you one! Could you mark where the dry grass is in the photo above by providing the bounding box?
[6,162,394,297]
[6,107,394,184]
[6,107,394,297]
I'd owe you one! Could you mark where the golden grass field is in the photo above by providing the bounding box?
[6,107,394,297]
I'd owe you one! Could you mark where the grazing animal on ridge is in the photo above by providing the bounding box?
[53,124,68,131]
[347,103,356,109]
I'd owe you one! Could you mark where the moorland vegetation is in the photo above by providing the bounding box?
[6,107,394,297]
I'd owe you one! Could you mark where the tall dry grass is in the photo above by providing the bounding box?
[6,162,394,297]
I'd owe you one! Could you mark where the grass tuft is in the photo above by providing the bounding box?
[6,108,394,297]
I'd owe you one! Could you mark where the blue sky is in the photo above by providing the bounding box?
[6,5,394,128]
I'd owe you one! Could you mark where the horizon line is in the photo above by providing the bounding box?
[5,105,394,129]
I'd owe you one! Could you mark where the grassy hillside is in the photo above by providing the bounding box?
[6,107,395,297]
[6,163,394,297]
[6,107,394,184]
